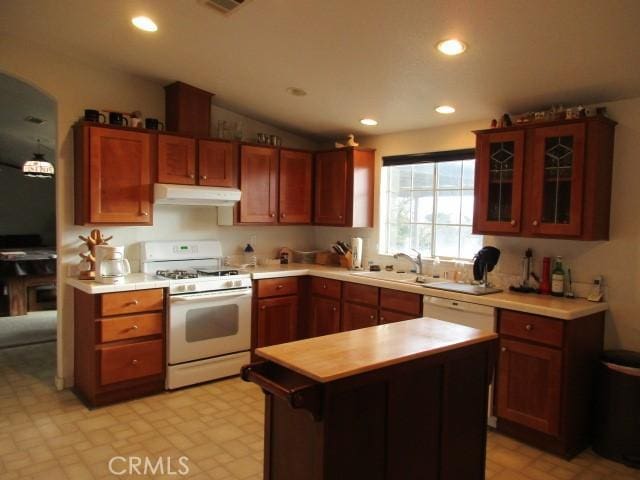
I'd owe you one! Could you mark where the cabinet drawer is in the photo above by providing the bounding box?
[97,313,163,343]
[499,310,564,348]
[257,278,298,298]
[342,282,378,306]
[99,339,163,386]
[379,289,422,316]
[100,289,164,317]
[310,277,341,299]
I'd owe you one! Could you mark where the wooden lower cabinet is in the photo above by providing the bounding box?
[253,278,300,355]
[495,309,605,458]
[379,309,417,324]
[256,296,298,348]
[309,295,341,337]
[497,338,562,435]
[73,288,166,407]
[342,302,378,331]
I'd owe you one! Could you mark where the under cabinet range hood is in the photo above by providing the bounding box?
[154,183,241,207]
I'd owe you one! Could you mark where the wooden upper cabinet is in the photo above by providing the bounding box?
[314,147,375,227]
[278,149,312,224]
[75,125,153,225]
[473,116,616,240]
[157,134,196,185]
[314,150,347,225]
[529,123,585,237]
[198,139,237,187]
[473,130,525,234]
[238,145,278,224]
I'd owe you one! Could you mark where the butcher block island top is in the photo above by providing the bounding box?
[255,317,497,383]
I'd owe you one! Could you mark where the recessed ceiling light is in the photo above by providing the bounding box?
[435,105,456,114]
[436,39,467,56]
[360,118,378,126]
[286,87,307,97]
[131,16,158,32]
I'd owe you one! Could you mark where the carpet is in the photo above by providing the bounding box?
[0,310,56,349]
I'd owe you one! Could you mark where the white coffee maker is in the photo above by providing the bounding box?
[95,245,131,284]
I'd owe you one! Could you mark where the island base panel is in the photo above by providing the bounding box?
[257,340,496,480]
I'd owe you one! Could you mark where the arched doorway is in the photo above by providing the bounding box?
[0,73,57,367]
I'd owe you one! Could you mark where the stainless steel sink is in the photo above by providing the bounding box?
[349,271,446,285]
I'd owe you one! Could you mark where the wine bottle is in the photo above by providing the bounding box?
[551,256,565,297]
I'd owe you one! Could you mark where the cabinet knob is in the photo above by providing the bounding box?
[338,215,343,219]
[532,220,539,227]
[131,325,139,330]
[332,306,337,312]
[141,212,149,216]
[201,175,208,180]
[189,173,195,179]
[126,300,139,306]
[276,285,284,290]
[380,316,385,322]
[270,212,275,218]
[260,305,266,310]
[501,347,507,352]
[510,219,517,226]
[369,315,375,320]
[281,213,286,218]
[323,284,327,289]
[131,359,139,366]
[525,324,533,331]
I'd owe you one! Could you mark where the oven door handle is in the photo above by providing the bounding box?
[171,289,252,302]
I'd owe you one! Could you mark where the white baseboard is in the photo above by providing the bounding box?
[55,374,73,391]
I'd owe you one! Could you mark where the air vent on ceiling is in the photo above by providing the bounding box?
[202,0,248,14]
[24,116,46,125]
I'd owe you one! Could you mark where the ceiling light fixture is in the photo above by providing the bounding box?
[131,16,158,32]
[23,139,55,179]
[436,39,467,56]
[360,118,378,126]
[286,87,307,97]
[435,105,456,114]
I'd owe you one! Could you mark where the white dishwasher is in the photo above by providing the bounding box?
[423,295,497,427]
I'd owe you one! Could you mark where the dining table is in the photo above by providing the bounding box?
[0,247,57,316]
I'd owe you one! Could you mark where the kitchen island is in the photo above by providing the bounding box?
[243,318,498,480]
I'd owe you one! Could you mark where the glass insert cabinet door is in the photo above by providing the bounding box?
[473,130,525,233]
[530,123,585,236]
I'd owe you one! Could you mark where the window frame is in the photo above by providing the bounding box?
[379,149,482,261]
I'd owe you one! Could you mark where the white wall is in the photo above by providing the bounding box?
[211,104,317,150]
[329,99,640,351]
[0,34,318,387]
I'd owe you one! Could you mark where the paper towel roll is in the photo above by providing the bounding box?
[351,237,363,270]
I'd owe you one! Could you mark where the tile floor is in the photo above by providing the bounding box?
[1,342,639,479]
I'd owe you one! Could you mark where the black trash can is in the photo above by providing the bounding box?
[593,350,640,468]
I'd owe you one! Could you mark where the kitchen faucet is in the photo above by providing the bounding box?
[393,249,423,275]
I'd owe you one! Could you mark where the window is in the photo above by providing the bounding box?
[379,150,483,260]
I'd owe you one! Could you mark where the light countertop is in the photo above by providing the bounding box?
[247,263,608,320]
[65,273,170,294]
[255,317,498,383]
[65,263,608,320]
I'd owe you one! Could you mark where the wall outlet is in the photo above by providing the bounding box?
[587,275,604,302]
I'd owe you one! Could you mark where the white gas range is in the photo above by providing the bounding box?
[141,240,252,390]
